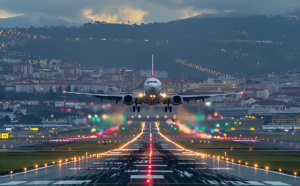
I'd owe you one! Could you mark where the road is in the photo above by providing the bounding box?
[0,122,299,185]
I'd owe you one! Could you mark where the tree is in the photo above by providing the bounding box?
[4,108,13,112]
[18,114,41,124]
[65,85,71,92]
[56,86,63,95]
[2,115,11,124]
[48,87,56,100]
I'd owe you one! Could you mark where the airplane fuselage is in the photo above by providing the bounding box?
[143,77,162,106]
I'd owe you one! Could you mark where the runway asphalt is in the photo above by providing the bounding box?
[0,122,299,185]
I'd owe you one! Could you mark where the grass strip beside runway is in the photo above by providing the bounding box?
[0,140,126,175]
[175,140,300,175]
[202,150,300,175]
[175,140,277,150]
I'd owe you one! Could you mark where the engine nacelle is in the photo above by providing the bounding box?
[122,95,134,105]
[172,95,183,105]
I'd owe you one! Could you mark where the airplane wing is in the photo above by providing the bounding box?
[168,92,242,103]
[183,92,239,102]
[63,91,124,102]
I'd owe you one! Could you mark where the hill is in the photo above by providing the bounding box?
[1,15,300,79]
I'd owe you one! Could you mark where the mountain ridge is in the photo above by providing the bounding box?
[1,15,300,79]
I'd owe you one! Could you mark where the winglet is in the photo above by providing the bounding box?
[151,55,154,78]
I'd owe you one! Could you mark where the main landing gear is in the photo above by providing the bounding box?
[133,105,140,112]
[165,105,172,112]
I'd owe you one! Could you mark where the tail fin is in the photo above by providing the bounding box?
[151,55,154,78]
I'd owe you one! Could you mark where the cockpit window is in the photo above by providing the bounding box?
[147,81,158,84]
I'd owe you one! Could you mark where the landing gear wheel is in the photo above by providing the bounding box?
[133,106,136,112]
[165,106,168,112]
[137,106,140,112]
[169,106,172,112]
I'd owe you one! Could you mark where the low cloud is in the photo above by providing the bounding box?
[0,9,23,19]
[178,7,216,19]
[82,6,148,24]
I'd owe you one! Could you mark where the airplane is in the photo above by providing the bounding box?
[63,55,241,112]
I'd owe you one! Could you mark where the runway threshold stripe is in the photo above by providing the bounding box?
[208,168,233,170]
[245,181,265,185]
[264,181,291,186]
[25,181,53,185]
[91,168,120,170]
[130,175,164,179]
[139,170,173,173]
[0,181,27,185]
[134,165,167,167]
[51,180,91,185]
[125,170,139,172]
[93,162,123,164]
[139,157,163,159]
[178,162,207,165]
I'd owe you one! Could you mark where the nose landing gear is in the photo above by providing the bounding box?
[164,105,172,112]
[133,105,141,112]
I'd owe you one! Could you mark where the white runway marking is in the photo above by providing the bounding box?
[0,181,27,185]
[233,140,257,142]
[51,180,91,185]
[178,162,207,165]
[139,170,173,173]
[264,181,291,186]
[208,167,233,170]
[25,181,54,185]
[94,168,121,170]
[245,181,265,185]
[125,170,139,172]
[93,162,123,165]
[1,180,292,186]
[130,175,164,179]
[134,164,167,167]
[178,158,195,161]
[139,157,163,159]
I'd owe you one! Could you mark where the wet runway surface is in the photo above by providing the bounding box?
[0,122,299,185]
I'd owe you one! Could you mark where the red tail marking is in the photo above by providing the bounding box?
[151,55,154,78]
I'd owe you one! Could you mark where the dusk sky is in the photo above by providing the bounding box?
[0,0,299,26]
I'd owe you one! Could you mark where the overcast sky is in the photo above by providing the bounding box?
[0,0,299,25]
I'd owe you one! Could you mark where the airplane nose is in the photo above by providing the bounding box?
[149,86,156,93]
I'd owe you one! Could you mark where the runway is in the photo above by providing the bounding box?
[0,122,299,185]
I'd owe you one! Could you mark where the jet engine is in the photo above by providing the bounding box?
[172,95,183,105]
[122,95,134,105]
